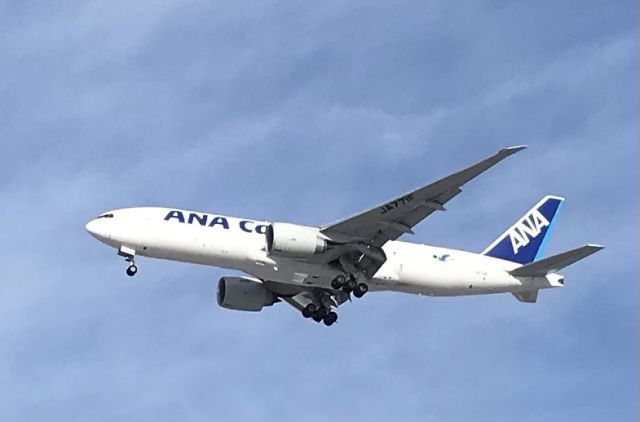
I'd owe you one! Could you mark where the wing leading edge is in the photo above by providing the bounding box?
[321,146,527,247]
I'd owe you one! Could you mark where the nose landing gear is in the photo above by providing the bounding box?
[118,246,138,277]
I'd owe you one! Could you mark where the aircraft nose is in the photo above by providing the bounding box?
[85,219,99,236]
[85,219,109,241]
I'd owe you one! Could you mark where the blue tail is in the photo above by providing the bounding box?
[482,195,564,264]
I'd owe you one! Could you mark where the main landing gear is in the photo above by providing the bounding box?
[302,273,368,327]
[331,274,369,298]
[301,303,339,326]
[118,246,138,277]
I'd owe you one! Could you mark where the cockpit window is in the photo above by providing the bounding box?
[97,213,114,219]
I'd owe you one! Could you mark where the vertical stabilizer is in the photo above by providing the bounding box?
[482,195,564,264]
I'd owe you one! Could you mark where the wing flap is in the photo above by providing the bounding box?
[509,244,604,277]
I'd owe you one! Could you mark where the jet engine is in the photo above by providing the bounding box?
[265,223,328,258]
[217,277,277,312]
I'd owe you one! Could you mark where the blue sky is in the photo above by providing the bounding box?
[0,1,637,421]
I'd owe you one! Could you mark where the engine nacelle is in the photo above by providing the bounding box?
[265,223,328,258]
[217,277,276,312]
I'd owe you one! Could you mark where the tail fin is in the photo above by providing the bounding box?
[482,195,564,264]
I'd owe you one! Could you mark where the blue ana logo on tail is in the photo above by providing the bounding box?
[508,209,550,254]
[482,196,564,265]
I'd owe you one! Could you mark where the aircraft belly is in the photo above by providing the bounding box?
[244,259,342,289]
[390,246,520,296]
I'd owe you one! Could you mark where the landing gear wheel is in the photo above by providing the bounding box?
[346,277,357,291]
[342,276,357,293]
[302,303,316,318]
[126,265,137,277]
[353,283,368,298]
[331,275,346,290]
[126,265,138,277]
[312,307,328,322]
[323,312,338,326]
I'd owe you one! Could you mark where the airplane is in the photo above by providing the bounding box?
[85,146,603,326]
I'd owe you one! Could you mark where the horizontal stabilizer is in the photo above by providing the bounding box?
[509,244,604,277]
[512,290,539,303]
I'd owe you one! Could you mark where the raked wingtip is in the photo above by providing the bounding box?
[501,145,528,154]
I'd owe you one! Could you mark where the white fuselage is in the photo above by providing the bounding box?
[85,207,562,297]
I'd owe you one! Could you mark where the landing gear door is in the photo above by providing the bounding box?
[372,245,401,282]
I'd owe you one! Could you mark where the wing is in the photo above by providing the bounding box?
[321,146,527,247]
